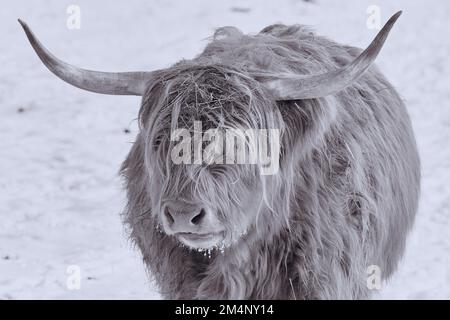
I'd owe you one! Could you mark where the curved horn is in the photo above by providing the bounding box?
[265,11,402,100]
[18,19,153,96]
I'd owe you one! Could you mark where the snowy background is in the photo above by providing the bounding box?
[0,0,449,299]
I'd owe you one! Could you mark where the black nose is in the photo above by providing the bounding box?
[190,208,206,225]
[163,206,207,233]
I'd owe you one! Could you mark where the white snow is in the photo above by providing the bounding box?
[0,0,449,299]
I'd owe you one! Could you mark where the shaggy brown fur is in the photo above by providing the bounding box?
[120,24,420,299]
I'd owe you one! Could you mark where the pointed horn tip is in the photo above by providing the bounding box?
[18,19,39,50]
[389,11,403,24]
[18,19,27,29]
[18,19,32,37]
[374,11,402,43]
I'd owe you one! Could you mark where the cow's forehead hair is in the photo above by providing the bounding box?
[139,62,284,137]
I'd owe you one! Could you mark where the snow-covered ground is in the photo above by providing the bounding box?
[0,0,449,299]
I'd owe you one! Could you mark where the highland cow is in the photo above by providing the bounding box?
[20,11,420,299]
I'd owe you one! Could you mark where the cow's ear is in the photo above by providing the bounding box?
[277,97,337,165]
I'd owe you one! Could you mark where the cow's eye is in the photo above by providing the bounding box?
[152,135,163,150]
[207,164,227,177]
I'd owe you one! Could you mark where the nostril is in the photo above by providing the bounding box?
[164,207,174,225]
[191,208,206,225]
